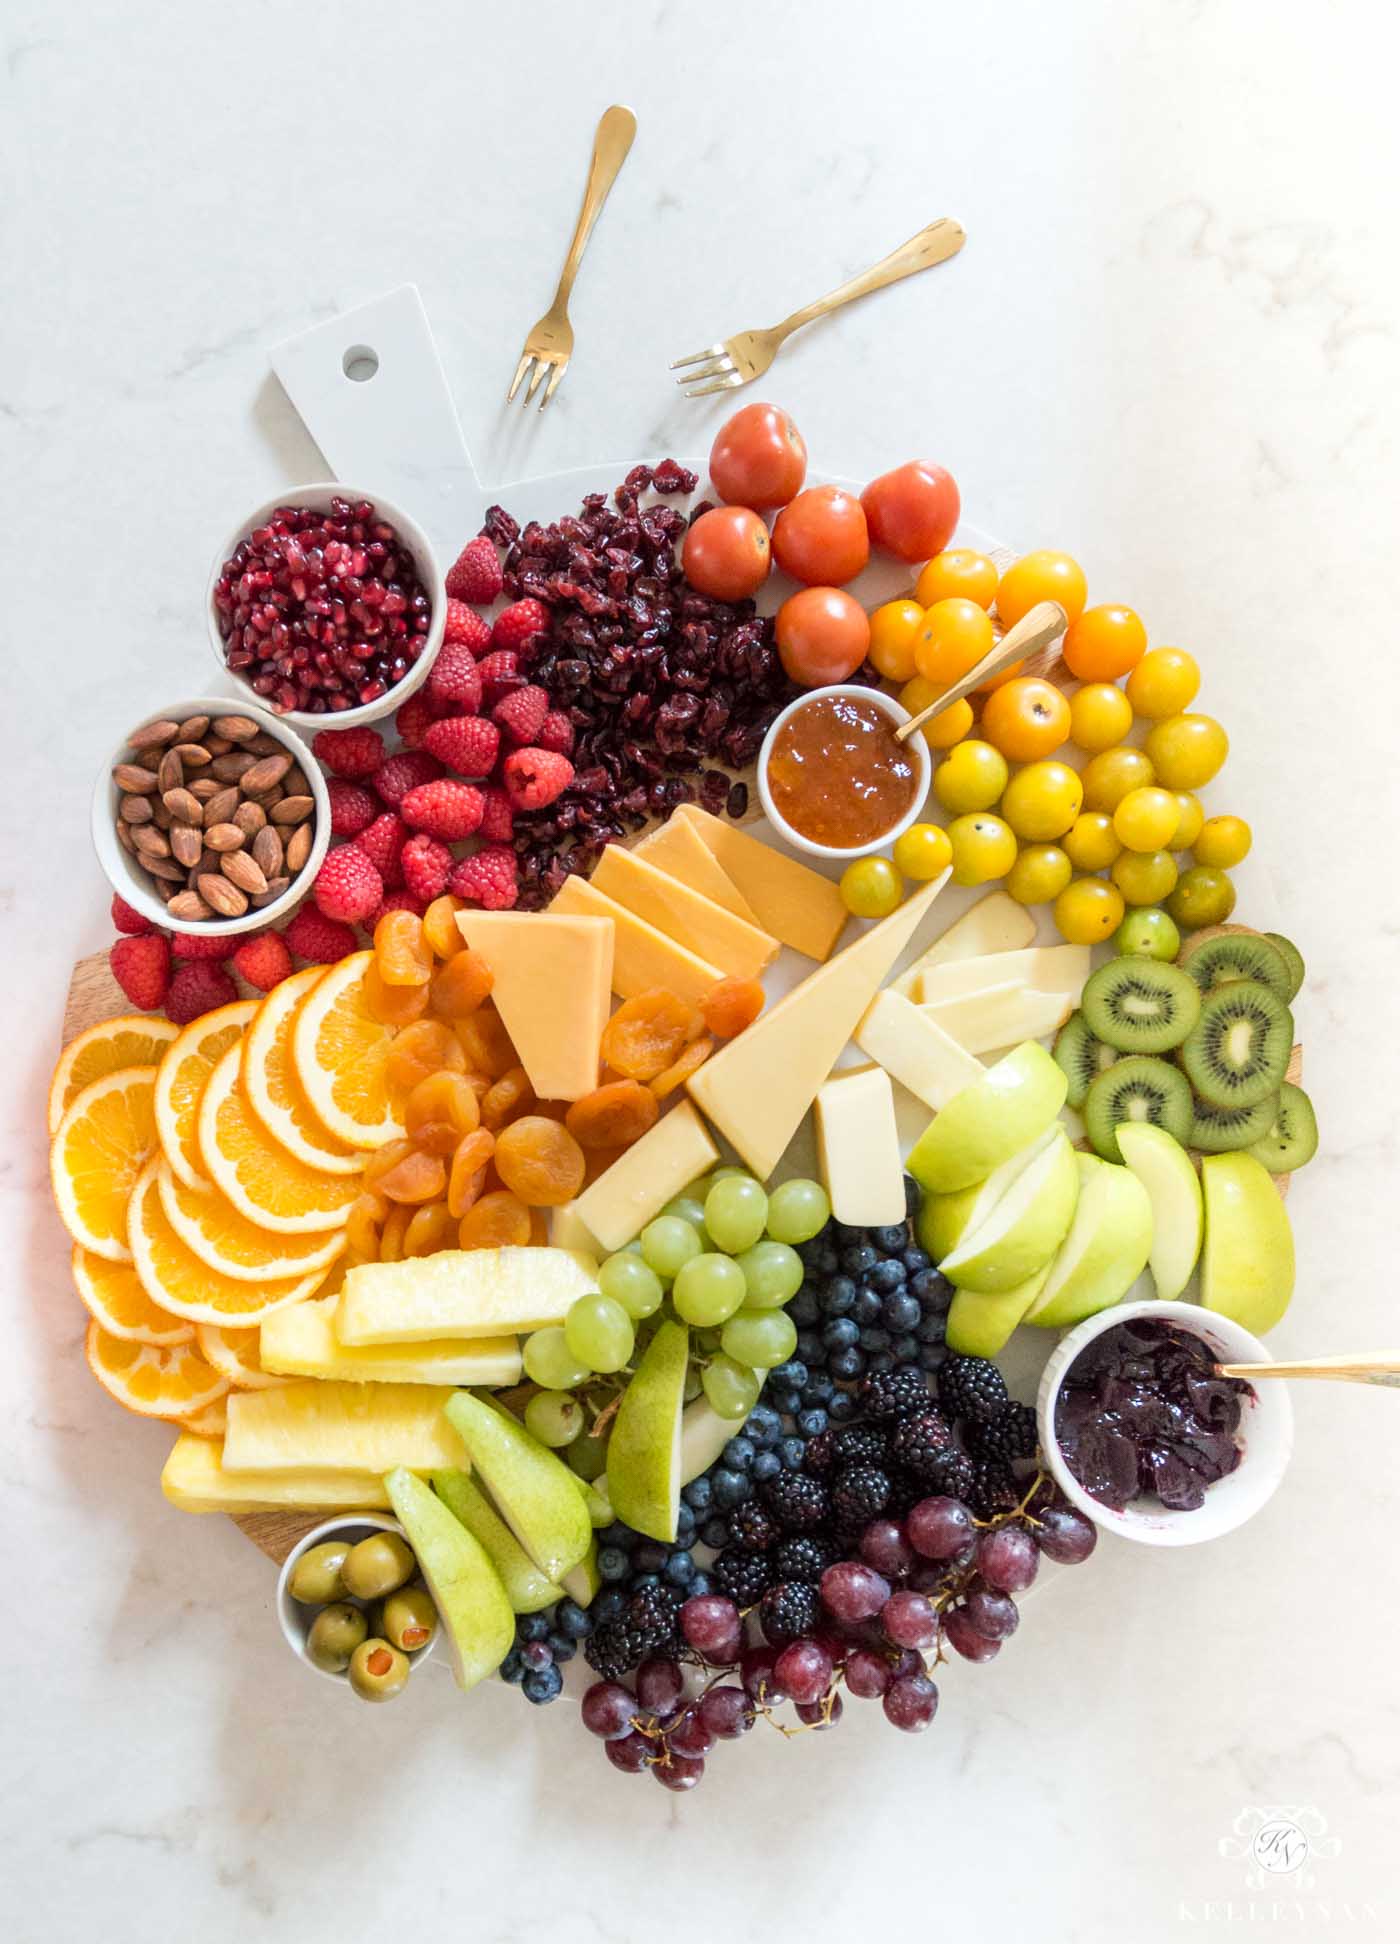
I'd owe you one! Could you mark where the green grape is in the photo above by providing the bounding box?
[702,1354,762,1420]
[671,1253,748,1327]
[524,1390,584,1447]
[720,1308,798,1369]
[693,1327,723,1356]
[563,1293,635,1374]
[683,1365,704,1404]
[704,1176,769,1254]
[765,1178,831,1245]
[639,1215,703,1278]
[522,1325,591,1391]
[598,1251,665,1320]
[735,1239,804,1309]
[566,1430,609,1481]
[663,1195,708,1228]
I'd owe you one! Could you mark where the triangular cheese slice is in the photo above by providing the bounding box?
[633,817,761,925]
[456,911,613,1101]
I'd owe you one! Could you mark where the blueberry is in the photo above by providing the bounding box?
[701,1516,731,1549]
[797,1408,828,1438]
[867,1258,906,1293]
[822,1317,860,1352]
[523,1664,564,1704]
[665,1550,697,1587]
[771,1361,808,1390]
[547,1635,578,1663]
[687,1572,714,1599]
[892,1333,920,1363]
[789,1288,820,1328]
[499,1648,526,1684]
[820,1275,857,1316]
[872,1225,909,1254]
[916,1311,947,1344]
[630,1572,660,1590]
[903,1175,921,1216]
[831,1221,864,1246]
[675,1504,697,1546]
[518,1612,552,1642]
[829,1391,857,1422]
[722,1436,756,1472]
[867,1350,896,1375]
[780,1435,806,1470]
[919,1342,947,1372]
[631,1540,667,1573]
[852,1288,883,1326]
[555,1599,593,1639]
[859,1326,891,1352]
[600,1522,634,1549]
[795,1334,825,1368]
[829,1346,865,1382]
[751,1450,782,1482]
[911,1268,952,1311]
[902,1247,931,1274]
[774,1385,806,1415]
[598,1546,631,1583]
[883,1292,921,1331]
[683,1476,714,1513]
[801,1372,834,1405]
[746,1404,783,1446]
[592,1588,627,1626]
[712,1467,750,1509]
[523,1638,555,1667]
[841,1244,878,1276]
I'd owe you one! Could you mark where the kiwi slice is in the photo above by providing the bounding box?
[1263,932,1306,1004]
[1178,929,1292,1001]
[1083,1056,1193,1162]
[1053,1011,1120,1109]
[1246,1082,1318,1172]
[1189,1091,1279,1154]
[1180,979,1293,1110]
[1080,958,1202,1055]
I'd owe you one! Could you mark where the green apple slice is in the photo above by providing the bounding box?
[384,1467,515,1690]
[907,1041,1069,1193]
[1116,1122,1203,1301]
[443,1393,591,1583]
[938,1127,1080,1293]
[915,1125,1059,1262]
[679,1387,762,1483]
[1200,1151,1295,1334]
[607,1320,690,1542]
[946,1262,1051,1357]
[430,1468,562,1614]
[1025,1154,1153,1329]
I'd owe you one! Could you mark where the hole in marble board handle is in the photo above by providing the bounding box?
[342,345,379,383]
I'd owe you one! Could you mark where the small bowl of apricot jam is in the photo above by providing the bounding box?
[757,685,932,860]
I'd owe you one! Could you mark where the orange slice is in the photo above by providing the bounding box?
[127,1157,332,1325]
[194,1322,289,1390]
[198,1044,361,1234]
[242,968,361,1173]
[50,1066,159,1261]
[157,1159,345,1283]
[292,951,402,1149]
[49,1015,178,1136]
[85,1317,230,1419]
[71,1242,193,1347]
[155,1001,259,1191]
[179,1398,228,1437]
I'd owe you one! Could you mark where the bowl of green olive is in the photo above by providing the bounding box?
[277,1513,441,1700]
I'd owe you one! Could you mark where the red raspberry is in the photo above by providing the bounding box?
[423,714,500,778]
[441,600,493,655]
[401,833,453,903]
[355,814,408,888]
[536,711,576,757]
[313,845,383,923]
[283,906,358,964]
[427,644,484,714]
[394,692,438,750]
[368,888,429,925]
[490,598,548,657]
[493,683,549,745]
[476,649,522,703]
[374,749,444,806]
[311,725,385,780]
[444,535,503,604]
[401,779,485,842]
[110,933,170,1010]
[111,893,155,937]
[478,785,516,843]
[231,931,294,992]
[326,777,379,838]
[170,931,238,961]
[502,747,575,812]
[166,960,239,1026]
[448,845,519,910]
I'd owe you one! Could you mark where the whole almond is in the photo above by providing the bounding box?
[129,718,180,748]
[113,763,159,793]
[133,824,171,859]
[241,753,293,795]
[120,793,154,824]
[190,777,223,804]
[203,822,245,853]
[156,881,179,904]
[211,751,256,782]
[201,785,239,824]
[232,800,266,836]
[198,873,248,918]
[246,732,284,756]
[167,891,213,923]
[152,800,174,830]
[163,787,203,826]
[156,749,184,795]
[203,736,232,756]
[175,714,210,743]
[116,820,137,856]
[245,786,284,810]
[271,794,315,826]
[252,826,284,878]
[214,714,261,743]
[171,824,203,868]
[284,765,311,795]
[173,742,212,769]
[222,850,268,896]
[251,876,292,908]
[146,854,187,882]
[133,746,169,772]
[284,823,313,874]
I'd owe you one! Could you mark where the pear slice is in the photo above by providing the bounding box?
[560,1543,601,1609]
[946,1263,1051,1358]
[680,1393,753,1484]
[443,1393,591,1584]
[607,1320,690,1543]
[1024,1155,1153,1330]
[1200,1151,1295,1335]
[938,1128,1080,1293]
[907,1041,1068,1193]
[384,1467,515,1691]
[916,1125,1060,1263]
[431,1468,562,1614]
[1116,1123,1203,1301]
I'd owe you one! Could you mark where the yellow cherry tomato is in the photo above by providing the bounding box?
[1053,876,1126,944]
[913,598,995,687]
[1062,604,1148,682]
[1006,843,1073,906]
[915,549,997,609]
[1166,865,1236,928]
[933,740,1009,815]
[946,814,1018,887]
[868,598,925,683]
[979,677,1071,762]
[995,551,1088,630]
[1080,745,1155,812]
[1194,815,1252,870]
[897,678,975,751]
[1069,682,1134,753]
[1171,792,1204,849]
[1000,760,1084,842]
[1063,811,1123,873]
[840,855,903,919]
[1111,849,1179,906]
[1144,714,1229,790]
[1112,785,1181,852]
[1125,646,1200,719]
[892,822,953,881]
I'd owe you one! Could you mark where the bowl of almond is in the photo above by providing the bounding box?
[91,698,331,934]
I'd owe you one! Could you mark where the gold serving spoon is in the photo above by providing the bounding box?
[1218,1354,1400,1390]
[892,600,1069,746]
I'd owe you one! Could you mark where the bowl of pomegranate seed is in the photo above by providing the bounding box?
[206,484,446,730]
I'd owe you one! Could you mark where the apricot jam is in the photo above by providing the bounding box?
[765,694,918,849]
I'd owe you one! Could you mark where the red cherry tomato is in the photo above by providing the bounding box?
[681,506,772,601]
[861,461,960,563]
[774,587,871,688]
[771,486,869,586]
[708,403,807,510]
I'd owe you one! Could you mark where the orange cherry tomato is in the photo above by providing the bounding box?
[771,486,869,586]
[708,402,807,509]
[979,677,1072,762]
[994,551,1088,630]
[1061,604,1148,681]
[867,598,925,682]
[681,506,771,601]
[861,462,960,563]
[912,598,995,687]
[774,587,871,688]
[915,549,997,609]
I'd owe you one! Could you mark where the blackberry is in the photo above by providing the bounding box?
[914,1446,977,1504]
[938,1355,1010,1424]
[758,1579,823,1646]
[802,1428,837,1476]
[727,1499,780,1554]
[629,1583,683,1650]
[966,1401,1040,1466]
[584,1622,647,1682]
[583,1586,680,1682]
[713,1547,775,1606]
[760,1468,830,1531]
[858,1365,930,1421]
[830,1423,889,1469]
[774,1534,837,1583]
[967,1457,1021,1519]
[887,1407,956,1482]
[882,1467,927,1519]
[830,1463,892,1525]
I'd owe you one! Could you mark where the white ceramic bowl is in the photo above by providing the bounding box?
[756,684,933,861]
[92,695,330,936]
[205,482,447,732]
[1036,1300,1293,1547]
[277,1513,441,1686]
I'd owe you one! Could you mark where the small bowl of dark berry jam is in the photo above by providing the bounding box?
[1036,1301,1293,1546]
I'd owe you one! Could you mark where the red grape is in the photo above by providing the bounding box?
[797,1692,843,1729]
[581,1680,636,1740]
[653,1754,705,1791]
[680,1593,743,1661]
[740,1645,781,1703]
[774,1638,834,1706]
[1033,1504,1098,1564]
[881,1590,939,1650]
[698,1685,753,1739]
[882,1671,940,1732]
[605,1730,655,1772]
[820,1561,891,1623]
[843,1647,893,1698]
[963,1585,1019,1640]
[860,1519,915,1578]
[977,1524,1040,1593]
[907,1495,975,1560]
[667,1708,716,1758]
[635,1657,684,1716]
[943,1608,1002,1663]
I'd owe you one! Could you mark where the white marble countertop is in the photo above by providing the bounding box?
[5,1,1398,1937]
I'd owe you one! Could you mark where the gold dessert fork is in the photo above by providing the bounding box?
[671,217,966,397]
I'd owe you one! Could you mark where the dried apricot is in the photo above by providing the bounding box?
[365,1136,414,1185]
[364,963,430,1028]
[346,1188,388,1259]
[403,1201,455,1257]
[430,948,494,1020]
[599,989,703,1081]
[422,894,466,960]
[459,1189,531,1249]
[374,909,432,987]
[493,1116,586,1206]
[529,1209,550,1247]
[565,1079,660,1150]
[379,1203,412,1262]
[700,975,765,1039]
[447,1129,495,1218]
[454,1005,518,1079]
[481,1065,537,1132]
[405,1070,481,1154]
[386,1019,466,1101]
[584,1144,627,1186]
[650,1035,715,1100]
[375,1147,447,1205]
